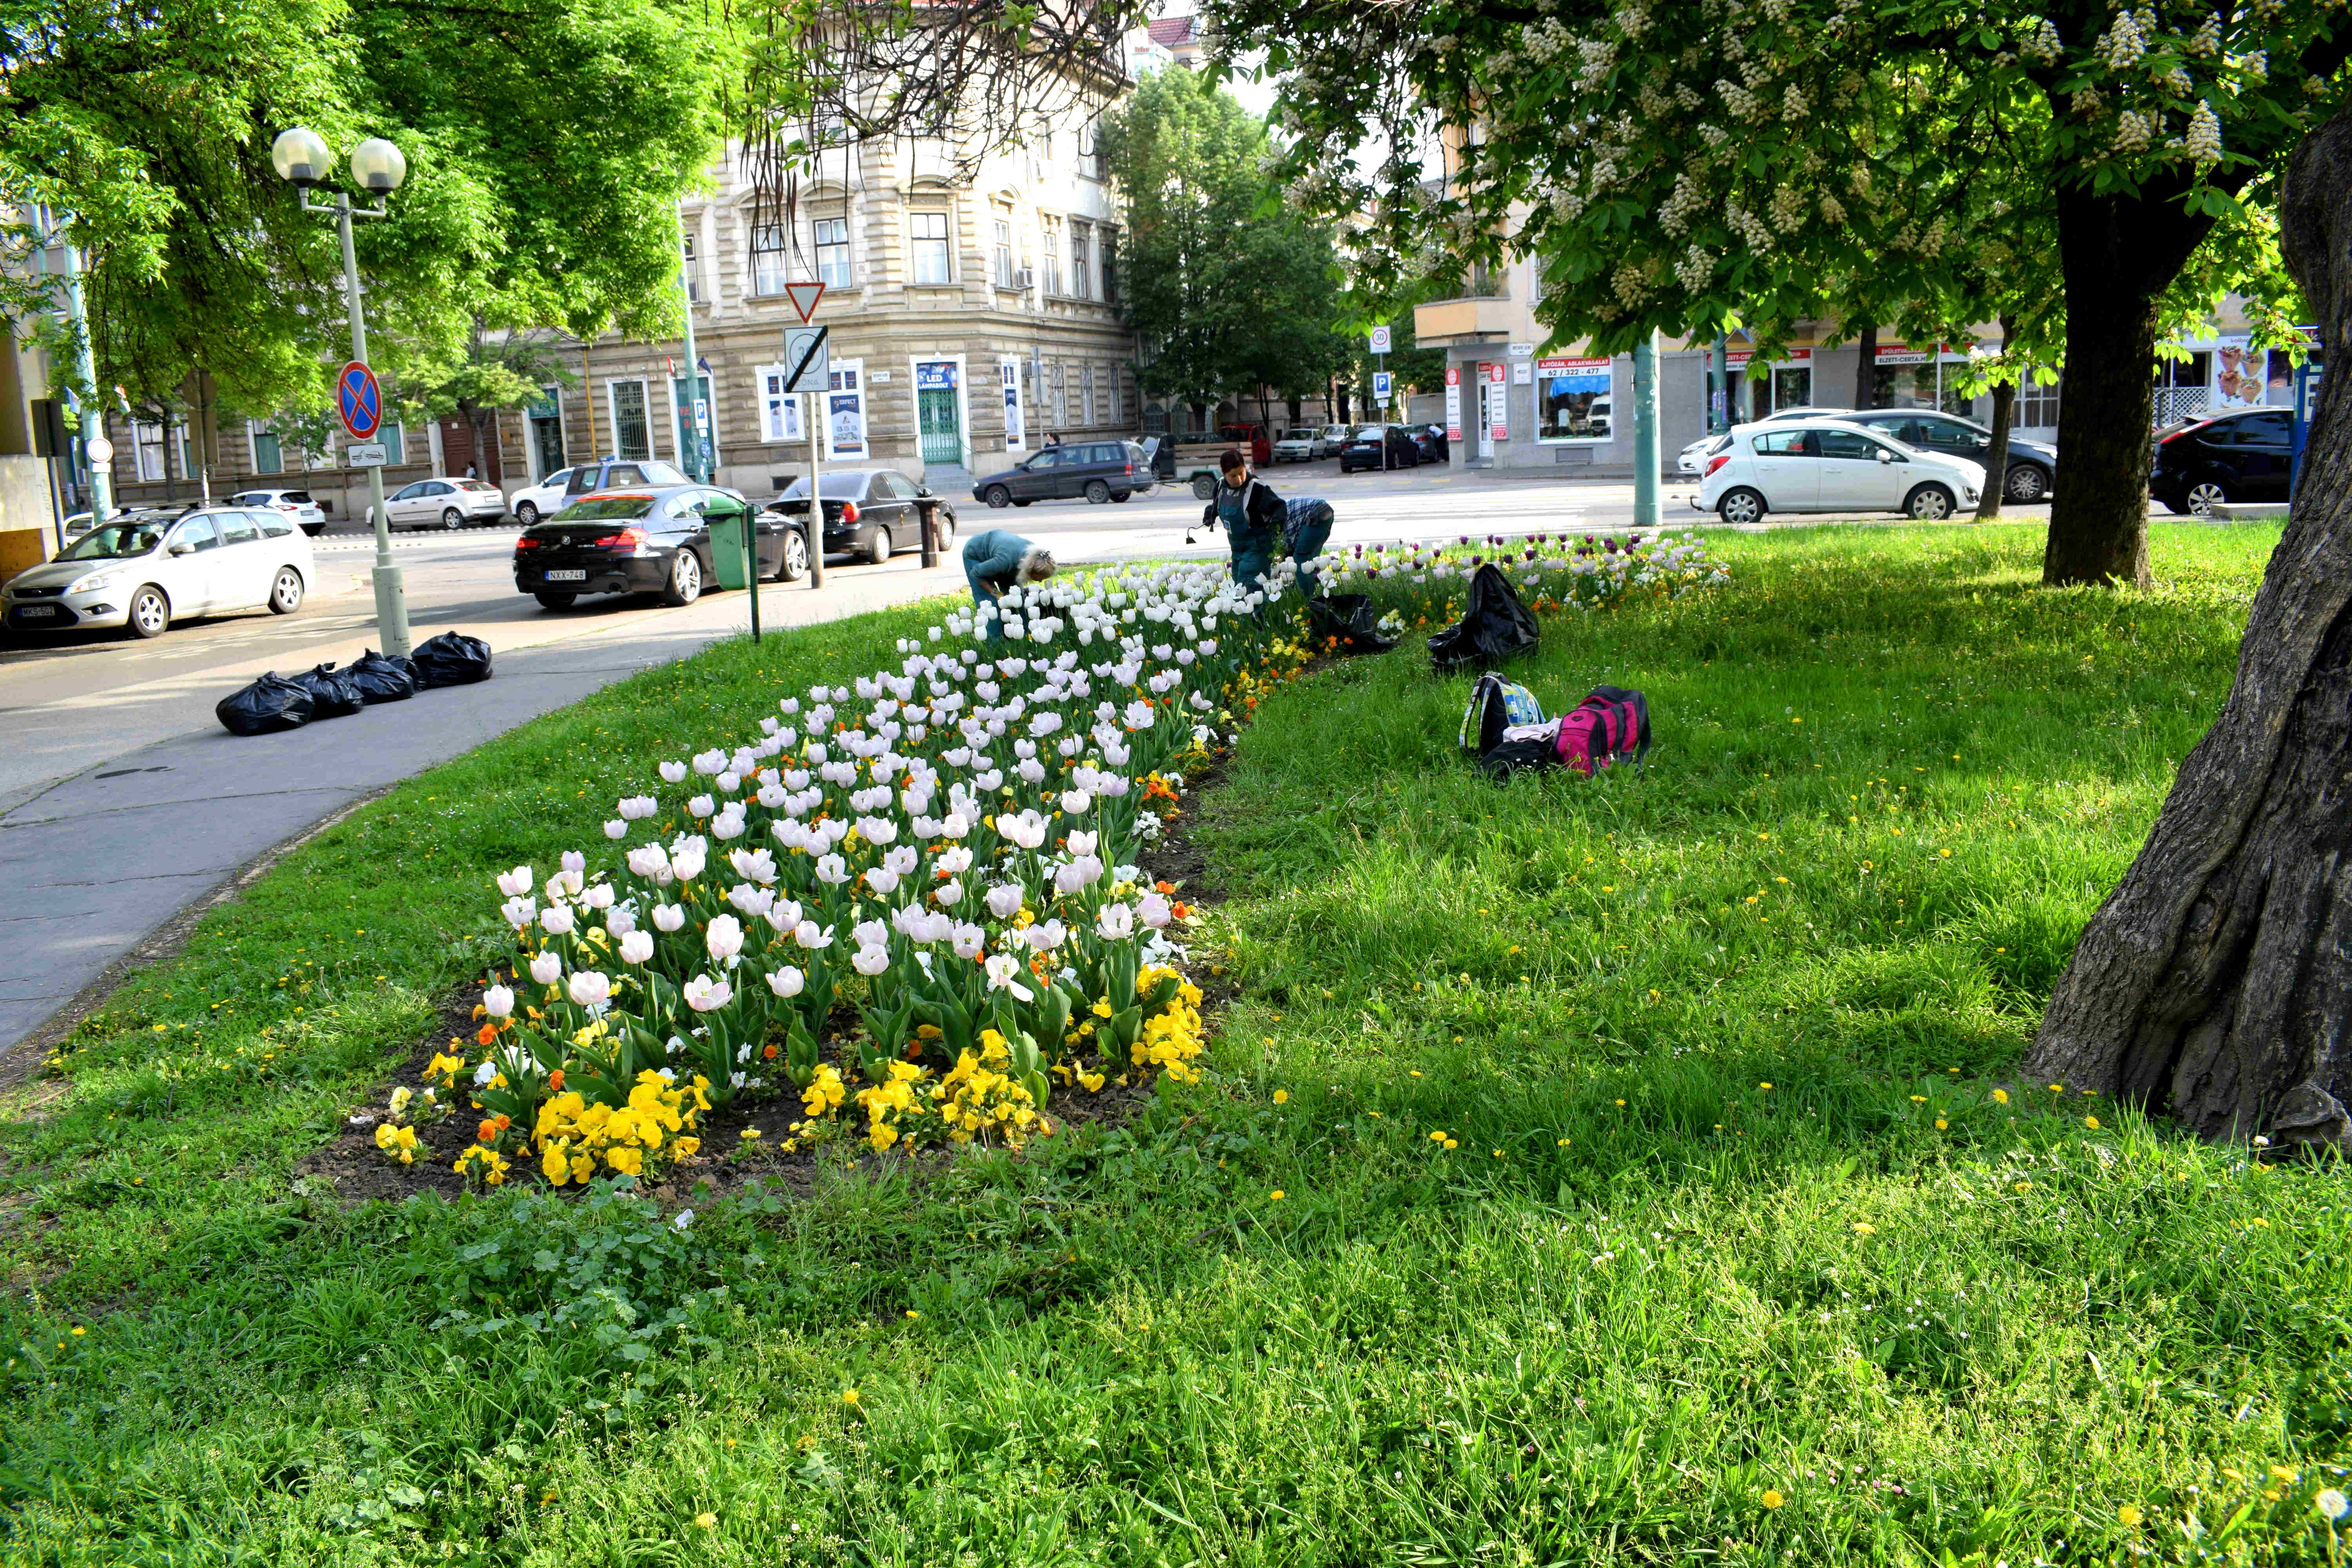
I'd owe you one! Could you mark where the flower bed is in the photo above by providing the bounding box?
[374,532,1727,1189]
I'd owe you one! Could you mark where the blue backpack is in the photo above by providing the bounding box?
[1459,673,1545,755]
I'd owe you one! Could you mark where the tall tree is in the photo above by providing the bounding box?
[2,0,730,427]
[2024,105,2352,1150]
[1099,67,1353,423]
[1204,0,2342,586]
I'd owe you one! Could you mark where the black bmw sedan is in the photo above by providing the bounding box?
[512,485,807,611]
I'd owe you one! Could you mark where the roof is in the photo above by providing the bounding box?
[1146,15,1200,45]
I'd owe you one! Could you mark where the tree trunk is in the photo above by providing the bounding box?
[1977,315,2018,521]
[2042,181,2218,587]
[2023,107,2352,1151]
[1856,323,1878,409]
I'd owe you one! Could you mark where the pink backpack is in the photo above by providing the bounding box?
[1556,686,1650,776]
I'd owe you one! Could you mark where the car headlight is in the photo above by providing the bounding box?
[66,568,127,595]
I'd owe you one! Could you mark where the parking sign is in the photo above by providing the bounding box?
[1373,370,1393,404]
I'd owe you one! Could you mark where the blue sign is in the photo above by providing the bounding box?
[1373,371,1393,401]
[916,361,959,391]
[336,361,382,441]
[2291,349,2324,499]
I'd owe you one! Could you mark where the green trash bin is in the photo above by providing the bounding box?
[707,500,753,590]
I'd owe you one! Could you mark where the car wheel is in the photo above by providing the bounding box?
[867,526,893,566]
[1111,490,1131,503]
[267,567,305,615]
[2003,464,2050,504]
[534,591,577,610]
[2187,480,2229,517]
[936,513,956,549]
[516,500,540,526]
[1904,483,1957,521]
[661,549,702,606]
[774,529,810,582]
[301,523,324,537]
[984,485,1012,508]
[441,507,463,530]
[1191,474,1217,501]
[1716,487,1766,526]
[125,584,171,639]
[1012,498,1033,508]
[1084,479,1112,504]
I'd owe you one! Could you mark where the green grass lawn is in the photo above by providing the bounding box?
[6,521,2348,1567]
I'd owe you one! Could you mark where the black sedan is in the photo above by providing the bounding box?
[1337,424,1421,473]
[2150,407,2293,516]
[512,485,804,610]
[771,470,957,564]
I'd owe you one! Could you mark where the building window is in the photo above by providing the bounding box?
[1100,229,1118,302]
[1081,363,1096,425]
[379,422,405,466]
[250,423,283,475]
[1107,366,1123,426]
[133,420,171,481]
[993,218,1015,287]
[1042,217,1063,296]
[909,210,951,285]
[815,217,851,288]
[1071,224,1092,300]
[682,234,702,302]
[1049,362,1066,427]
[1078,123,1103,180]
[2017,370,2061,429]
[608,379,652,460]
[751,223,789,297]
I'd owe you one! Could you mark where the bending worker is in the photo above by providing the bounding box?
[1200,446,1290,594]
[961,527,1057,640]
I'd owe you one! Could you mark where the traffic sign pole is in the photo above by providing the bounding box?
[336,202,408,657]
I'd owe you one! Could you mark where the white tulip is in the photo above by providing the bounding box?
[688,794,715,819]
[706,914,745,961]
[529,951,563,985]
[541,905,576,936]
[483,984,515,1018]
[605,906,637,938]
[660,760,688,783]
[604,819,628,840]
[938,844,974,874]
[730,847,779,885]
[794,921,834,949]
[1025,919,1068,953]
[814,854,850,886]
[852,919,889,948]
[1060,789,1093,815]
[984,951,1034,1002]
[850,944,892,977]
[952,923,987,959]
[766,966,805,998]
[654,904,687,933]
[583,883,615,911]
[934,879,964,907]
[683,974,733,1012]
[619,930,655,965]
[1137,892,1173,928]
[568,970,612,1009]
[985,884,1027,920]
[496,865,533,898]
[501,896,537,929]
[864,867,901,896]
[1097,902,1135,940]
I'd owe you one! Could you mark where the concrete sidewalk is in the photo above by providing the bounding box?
[0,555,969,1056]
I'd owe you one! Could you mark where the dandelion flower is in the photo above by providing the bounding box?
[1761,1489,1785,1509]
[696,1513,718,1529]
[2084,1115,2101,1129]
[1852,1221,1876,1235]
[2118,1504,2143,1527]
[1273,1089,1289,1105]
[1993,1088,2009,1104]
[2318,1489,2349,1520]
[1270,1189,1287,1201]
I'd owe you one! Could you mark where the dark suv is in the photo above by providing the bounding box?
[973,441,1154,508]
[2150,407,2294,516]
[1840,408,2058,504]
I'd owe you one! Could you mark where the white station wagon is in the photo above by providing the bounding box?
[1,506,314,638]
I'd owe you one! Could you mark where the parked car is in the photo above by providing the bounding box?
[3,505,313,638]
[367,476,509,531]
[1219,423,1274,467]
[1407,426,1446,463]
[973,440,1153,508]
[1697,418,1982,524]
[1841,409,2059,504]
[508,467,575,528]
[2149,407,2293,516]
[1337,424,1420,473]
[227,488,328,536]
[775,469,958,565]
[563,457,690,501]
[1319,423,1352,457]
[1271,428,1322,463]
[512,485,797,610]
[1676,407,1847,476]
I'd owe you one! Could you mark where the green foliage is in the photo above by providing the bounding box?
[1099,68,1352,414]
[4,0,731,424]
[16,534,2352,1563]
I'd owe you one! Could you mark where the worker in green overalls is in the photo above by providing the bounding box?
[1200,447,1289,595]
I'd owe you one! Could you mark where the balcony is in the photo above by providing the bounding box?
[1414,294,1526,347]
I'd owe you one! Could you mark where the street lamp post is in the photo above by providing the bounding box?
[272,126,413,657]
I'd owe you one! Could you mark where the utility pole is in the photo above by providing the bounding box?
[1711,331,1731,434]
[1633,331,1661,529]
[43,208,114,527]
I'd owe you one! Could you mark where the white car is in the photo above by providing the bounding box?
[3,505,314,638]
[1676,407,1853,476]
[1318,423,1350,457]
[367,476,510,531]
[1271,428,1321,463]
[228,487,328,536]
[1697,418,1982,525]
[508,467,574,528]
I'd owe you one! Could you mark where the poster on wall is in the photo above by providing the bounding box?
[1000,358,1026,449]
[2212,337,2268,408]
[760,368,805,443]
[823,359,867,460]
[1444,367,1462,441]
[1537,356,1611,443]
[1487,361,1508,441]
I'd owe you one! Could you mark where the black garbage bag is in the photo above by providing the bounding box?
[216,672,317,737]
[413,630,493,689]
[348,648,419,703]
[1307,592,1397,654]
[1427,563,1540,671]
[289,662,365,719]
